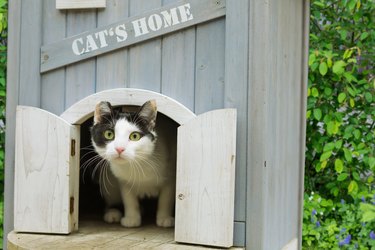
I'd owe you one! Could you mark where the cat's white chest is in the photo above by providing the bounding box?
[110,161,166,197]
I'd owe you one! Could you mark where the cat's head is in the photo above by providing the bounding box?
[90,100,157,163]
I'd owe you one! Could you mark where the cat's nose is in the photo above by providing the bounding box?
[115,147,125,154]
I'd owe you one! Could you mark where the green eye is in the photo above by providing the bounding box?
[104,130,115,140]
[129,132,142,141]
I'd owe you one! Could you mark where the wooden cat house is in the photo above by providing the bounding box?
[5,0,310,249]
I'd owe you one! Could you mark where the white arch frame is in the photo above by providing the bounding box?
[60,88,196,125]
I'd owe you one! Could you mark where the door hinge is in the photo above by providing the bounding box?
[70,197,74,214]
[70,139,76,156]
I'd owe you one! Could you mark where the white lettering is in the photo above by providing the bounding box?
[95,30,109,48]
[85,35,98,52]
[160,8,180,27]
[132,18,149,37]
[178,3,194,22]
[148,14,163,31]
[72,38,85,55]
[115,24,128,42]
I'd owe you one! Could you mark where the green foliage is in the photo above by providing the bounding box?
[304,0,374,248]
[303,192,375,249]
[0,0,6,247]
[306,0,375,200]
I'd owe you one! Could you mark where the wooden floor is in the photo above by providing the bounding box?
[8,220,244,250]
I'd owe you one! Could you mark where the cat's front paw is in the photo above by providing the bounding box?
[156,216,175,227]
[121,216,141,227]
[103,209,122,223]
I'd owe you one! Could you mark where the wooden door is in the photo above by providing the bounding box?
[175,109,237,248]
[14,106,80,234]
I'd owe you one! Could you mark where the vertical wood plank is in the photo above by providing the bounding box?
[194,18,225,114]
[65,10,97,109]
[128,0,162,92]
[175,109,237,248]
[161,0,195,111]
[4,0,22,245]
[96,0,129,91]
[18,0,42,106]
[225,0,249,226]
[41,1,66,115]
[14,107,79,233]
[246,0,307,249]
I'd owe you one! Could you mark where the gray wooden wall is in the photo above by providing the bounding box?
[5,0,309,249]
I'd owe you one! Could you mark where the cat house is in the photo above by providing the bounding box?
[5,0,309,249]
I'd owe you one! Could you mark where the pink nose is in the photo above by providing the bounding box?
[115,147,125,154]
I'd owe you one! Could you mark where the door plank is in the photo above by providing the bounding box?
[175,109,236,247]
[14,106,79,234]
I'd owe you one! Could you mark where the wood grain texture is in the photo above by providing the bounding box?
[19,0,42,107]
[56,0,106,9]
[41,0,67,115]
[41,0,226,73]
[8,221,244,249]
[194,18,225,114]
[161,0,196,112]
[60,88,196,125]
[128,0,162,92]
[224,0,249,224]
[175,109,237,248]
[65,9,96,109]
[14,106,79,234]
[246,0,307,249]
[96,0,129,91]
[4,0,22,246]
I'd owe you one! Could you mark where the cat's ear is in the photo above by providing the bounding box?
[94,101,113,124]
[138,100,157,130]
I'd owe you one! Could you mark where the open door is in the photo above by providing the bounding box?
[14,106,80,234]
[175,109,237,248]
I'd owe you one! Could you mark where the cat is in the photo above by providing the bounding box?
[90,100,176,228]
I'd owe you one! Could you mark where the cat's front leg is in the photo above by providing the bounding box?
[120,184,141,227]
[156,183,175,227]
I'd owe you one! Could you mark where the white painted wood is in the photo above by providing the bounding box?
[56,0,106,9]
[14,106,80,234]
[282,238,298,250]
[60,88,196,125]
[175,109,237,248]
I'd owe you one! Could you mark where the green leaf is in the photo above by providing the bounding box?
[332,61,346,75]
[360,32,369,41]
[319,62,328,76]
[348,0,356,10]
[343,148,353,163]
[323,142,335,152]
[309,54,316,66]
[313,108,322,121]
[364,92,372,103]
[320,151,332,162]
[368,157,375,169]
[335,140,343,149]
[348,180,358,195]
[352,172,360,181]
[337,173,348,181]
[354,129,361,139]
[311,87,319,97]
[334,159,344,173]
[338,92,346,103]
[350,98,355,107]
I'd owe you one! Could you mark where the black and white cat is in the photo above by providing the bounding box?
[90,100,176,228]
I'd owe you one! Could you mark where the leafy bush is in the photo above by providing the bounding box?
[0,0,6,247]
[304,0,374,248]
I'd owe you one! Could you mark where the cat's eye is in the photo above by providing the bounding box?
[103,130,115,140]
[129,132,143,141]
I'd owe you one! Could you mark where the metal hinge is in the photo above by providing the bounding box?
[70,139,76,156]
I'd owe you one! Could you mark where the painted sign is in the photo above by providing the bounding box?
[41,0,226,73]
